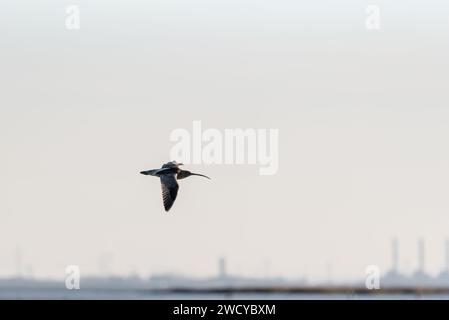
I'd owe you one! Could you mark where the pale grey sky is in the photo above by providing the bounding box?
[1,0,449,281]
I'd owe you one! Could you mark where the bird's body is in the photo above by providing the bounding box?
[140,161,210,211]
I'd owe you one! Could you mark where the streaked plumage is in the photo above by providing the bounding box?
[140,161,210,212]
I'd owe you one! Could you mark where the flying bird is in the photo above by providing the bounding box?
[140,161,210,212]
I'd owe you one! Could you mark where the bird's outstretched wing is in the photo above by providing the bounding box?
[160,174,179,212]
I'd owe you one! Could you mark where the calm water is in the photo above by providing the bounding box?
[1,288,448,300]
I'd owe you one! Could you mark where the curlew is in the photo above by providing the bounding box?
[140,161,210,212]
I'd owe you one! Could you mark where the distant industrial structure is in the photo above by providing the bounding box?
[383,238,449,287]
[218,257,227,279]
[147,257,303,290]
[6,240,449,292]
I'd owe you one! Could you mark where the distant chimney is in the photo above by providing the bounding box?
[218,257,227,278]
[391,238,399,273]
[446,239,449,272]
[15,247,23,278]
[418,238,425,273]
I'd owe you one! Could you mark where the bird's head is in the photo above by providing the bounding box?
[161,161,183,169]
[161,160,184,169]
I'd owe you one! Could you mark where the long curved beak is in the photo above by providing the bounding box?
[191,173,211,180]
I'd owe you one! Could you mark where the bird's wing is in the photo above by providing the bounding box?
[160,174,179,212]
